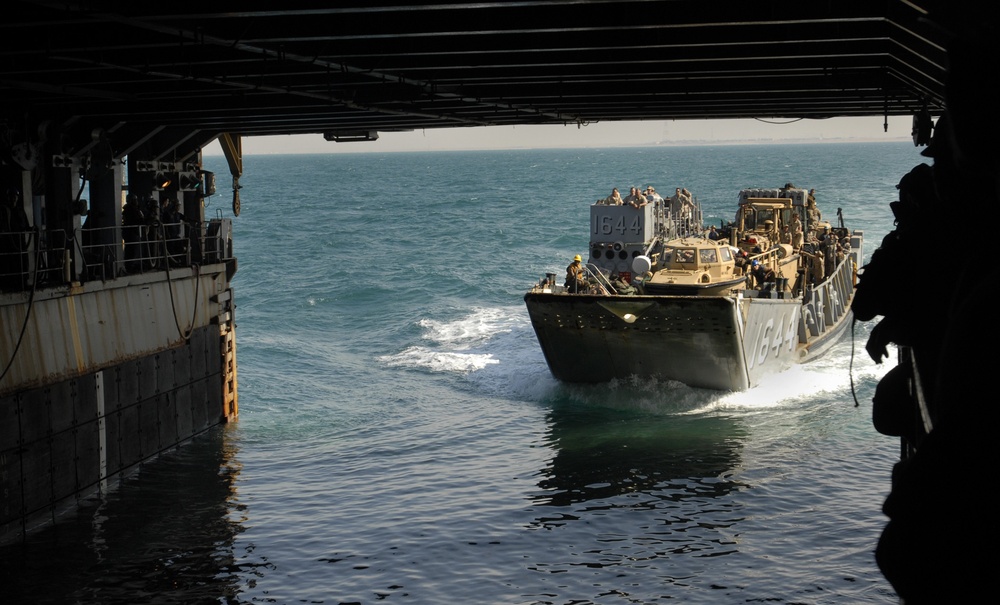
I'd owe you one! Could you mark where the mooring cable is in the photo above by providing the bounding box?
[158,221,199,342]
[0,231,41,384]
[849,316,859,407]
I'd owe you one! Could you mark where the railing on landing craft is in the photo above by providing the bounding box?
[0,218,234,292]
[654,196,703,241]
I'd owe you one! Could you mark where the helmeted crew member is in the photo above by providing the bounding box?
[750,259,774,289]
[565,254,585,293]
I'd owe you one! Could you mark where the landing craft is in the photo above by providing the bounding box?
[524,186,862,390]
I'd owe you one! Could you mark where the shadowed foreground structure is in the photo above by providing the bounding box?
[851,33,999,605]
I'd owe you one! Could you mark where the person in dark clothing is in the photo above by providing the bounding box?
[141,195,161,268]
[856,31,1000,604]
[122,193,145,272]
[160,198,186,265]
[749,259,773,289]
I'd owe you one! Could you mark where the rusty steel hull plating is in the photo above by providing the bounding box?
[1,262,238,544]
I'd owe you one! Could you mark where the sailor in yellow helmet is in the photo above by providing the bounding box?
[565,254,585,293]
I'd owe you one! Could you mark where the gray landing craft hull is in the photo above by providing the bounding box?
[524,291,853,391]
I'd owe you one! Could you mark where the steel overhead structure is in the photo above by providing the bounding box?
[0,1,987,158]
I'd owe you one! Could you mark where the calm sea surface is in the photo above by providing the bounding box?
[3,142,924,604]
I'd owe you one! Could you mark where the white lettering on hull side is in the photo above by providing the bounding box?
[803,293,826,337]
[593,213,643,236]
[803,259,854,340]
[746,304,800,371]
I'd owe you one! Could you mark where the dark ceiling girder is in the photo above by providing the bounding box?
[0,1,974,158]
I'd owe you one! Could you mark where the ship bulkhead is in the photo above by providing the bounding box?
[2,147,239,543]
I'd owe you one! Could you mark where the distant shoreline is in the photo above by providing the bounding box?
[211,136,913,156]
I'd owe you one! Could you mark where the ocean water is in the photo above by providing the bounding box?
[2,142,925,604]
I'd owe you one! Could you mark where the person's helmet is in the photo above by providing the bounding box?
[751,259,759,267]
[573,254,582,261]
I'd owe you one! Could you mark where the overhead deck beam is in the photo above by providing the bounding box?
[2,1,955,150]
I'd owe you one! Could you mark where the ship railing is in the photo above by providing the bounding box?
[655,197,704,240]
[747,246,783,269]
[0,218,234,292]
[555,264,613,295]
[805,252,855,320]
[744,246,794,297]
[583,264,614,295]
[79,221,193,281]
[775,252,856,327]
[0,228,33,292]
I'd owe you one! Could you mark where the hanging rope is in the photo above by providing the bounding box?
[849,317,859,407]
[157,221,199,342]
[0,231,41,384]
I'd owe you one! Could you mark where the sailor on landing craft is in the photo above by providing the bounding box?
[565,254,585,293]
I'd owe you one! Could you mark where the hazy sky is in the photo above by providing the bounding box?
[203,116,913,156]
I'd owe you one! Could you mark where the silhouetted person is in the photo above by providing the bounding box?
[160,198,186,265]
[121,193,145,273]
[859,31,999,604]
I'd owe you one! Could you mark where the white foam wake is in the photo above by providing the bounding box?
[416,306,516,346]
[379,346,499,373]
[377,305,529,376]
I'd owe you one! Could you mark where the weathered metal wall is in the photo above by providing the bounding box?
[0,324,227,543]
[0,267,227,396]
